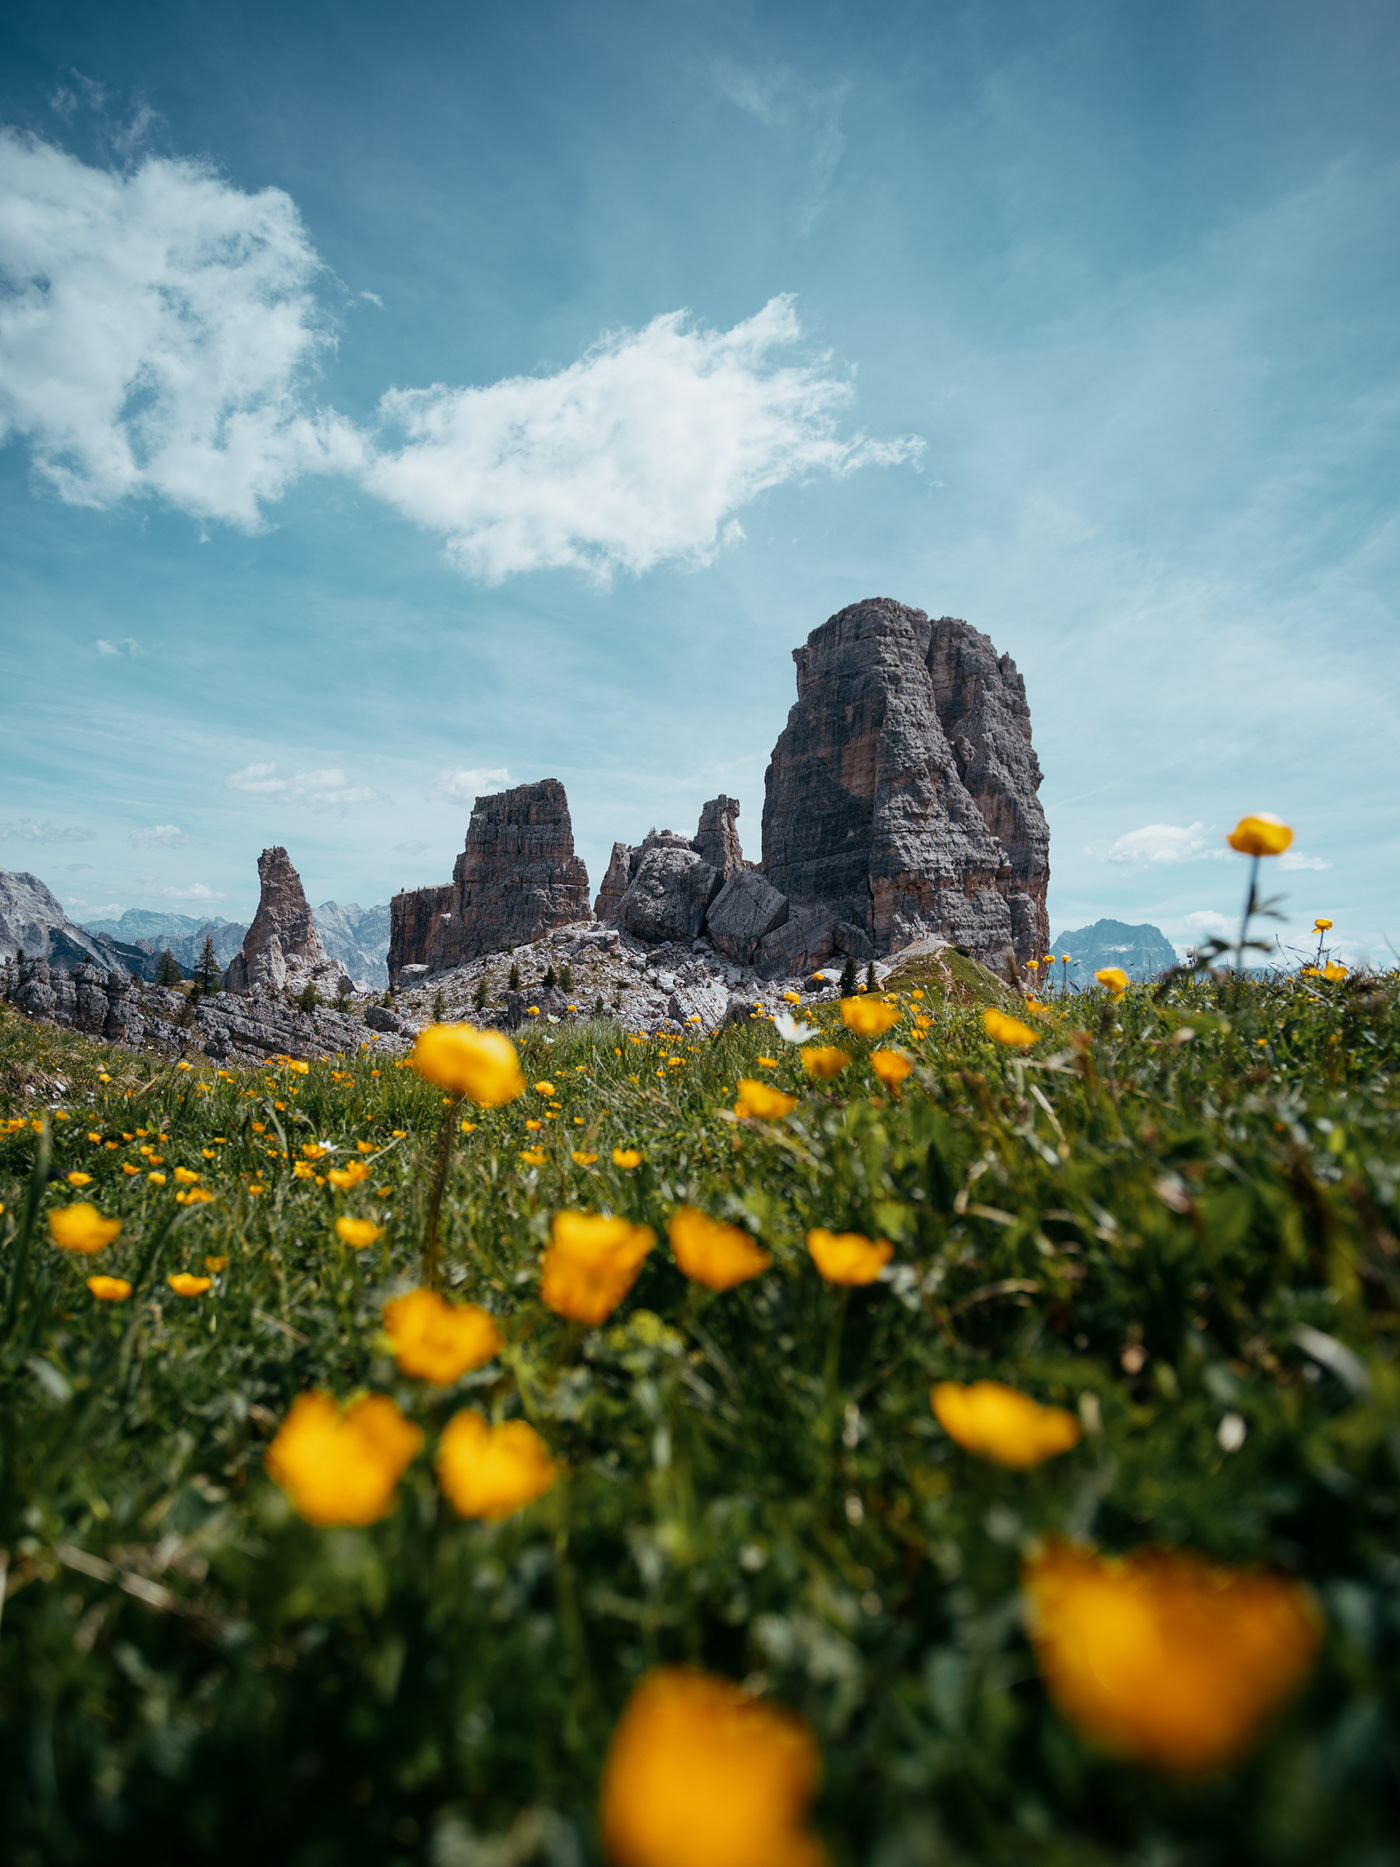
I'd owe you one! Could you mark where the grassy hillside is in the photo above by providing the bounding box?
[1,967,1398,1866]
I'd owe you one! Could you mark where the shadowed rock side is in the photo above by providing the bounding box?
[761,598,1050,964]
[692,795,745,877]
[390,780,590,977]
[223,847,351,998]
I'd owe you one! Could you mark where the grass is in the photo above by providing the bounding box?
[1,966,1398,1866]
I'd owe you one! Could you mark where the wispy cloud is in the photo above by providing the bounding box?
[1099,822,1221,864]
[95,636,145,657]
[161,882,226,901]
[225,761,377,808]
[712,60,849,233]
[1178,909,1235,943]
[1280,851,1332,871]
[432,766,510,802]
[0,818,96,843]
[128,823,188,848]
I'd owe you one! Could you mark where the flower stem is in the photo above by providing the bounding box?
[423,1093,462,1289]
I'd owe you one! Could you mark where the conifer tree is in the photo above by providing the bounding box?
[193,935,221,996]
[839,955,858,997]
[155,948,183,988]
[298,980,318,1014]
[865,960,878,992]
[560,962,574,994]
[473,975,491,1012]
[509,960,521,992]
[543,964,557,992]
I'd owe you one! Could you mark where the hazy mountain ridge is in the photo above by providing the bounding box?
[1050,918,1178,985]
[82,900,391,989]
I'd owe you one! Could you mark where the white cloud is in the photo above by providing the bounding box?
[161,882,226,901]
[0,128,361,528]
[128,823,188,848]
[361,297,922,583]
[95,635,145,656]
[1280,851,1332,871]
[712,62,849,233]
[0,818,96,842]
[1101,821,1219,864]
[1179,909,1235,943]
[225,761,377,808]
[432,766,511,802]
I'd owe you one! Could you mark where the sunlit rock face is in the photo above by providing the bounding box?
[760,598,1050,964]
[223,847,351,999]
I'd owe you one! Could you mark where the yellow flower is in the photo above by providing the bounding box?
[534,1080,556,1095]
[983,1008,1039,1047]
[1322,961,1348,982]
[526,1118,543,1131]
[167,1273,212,1296]
[301,1142,327,1160]
[65,1171,93,1187]
[1026,959,1039,971]
[519,1147,547,1166]
[668,1206,771,1292]
[782,990,802,1004]
[757,1056,778,1069]
[801,1045,851,1079]
[1023,1540,1320,1773]
[356,1139,375,1153]
[600,1666,825,1867]
[1226,812,1293,857]
[174,1167,200,1185]
[176,1061,192,1072]
[48,1203,121,1255]
[175,1187,214,1205]
[148,1171,166,1186]
[335,1216,382,1248]
[572,1150,599,1166]
[1314,918,1332,931]
[265,1392,422,1527]
[527,1006,540,1016]
[98,1072,111,1083]
[459,1120,477,1133]
[382,1288,502,1384]
[540,1211,656,1324]
[806,1228,892,1285]
[1094,967,1129,994]
[120,1162,141,1176]
[292,1161,314,1179]
[203,1255,228,1273]
[931,1381,1081,1468]
[871,1049,913,1090]
[734,1078,798,1120]
[840,996,900,1037]
[435,1408,557,1519]
[411,1024,526,1105]
[87,1275,132,1301]
[327,1161,371,1189]
[612,1147,644,1170]
[287,1060,310,1076]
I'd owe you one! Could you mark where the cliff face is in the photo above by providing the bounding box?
[223,847,350,997]
[760,599,1050,962]
[390,780,590,976]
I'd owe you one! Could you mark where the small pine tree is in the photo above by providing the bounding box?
[193,934,221,997]
[509,960,521,992]
[839,955,858,997]
[336,979,351,1012]
[543,964,557,992]
[593,995,604,1017]
[155,948,183,988]
[298,980,318,1014]
[473,975,491,1012]
[432,988,446,1020]
[865,961,878,993]
[559,962,573,994]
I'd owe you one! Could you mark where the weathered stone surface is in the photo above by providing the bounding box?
[705,871,789,964]
[692,795,745,878]
[593,843,632,922]
[224,848,350,999]
[757,903,836,978]
[760,598,1050,964]
[0,869,162,979]
[391,781,590,977]
[364,1004,403,1033]
[618,840,723,944]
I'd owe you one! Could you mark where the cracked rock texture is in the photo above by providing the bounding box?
[223,848,351,999]
[761,598,1050,963]
[390,780,590,977]
[618,835,723,944]
[691,795,745,877]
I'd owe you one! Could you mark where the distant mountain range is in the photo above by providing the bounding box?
[1049,918,1179,985]
[0,871,165,980]
[81,900,391,989]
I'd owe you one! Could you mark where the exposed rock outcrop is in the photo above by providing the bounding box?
[617,835,723,943]
[706,871,789,965]
[223,848,351,999]
[389,780,590,978]
[593,842,632,922]
[760,599,1050,964]
[691,795,745,878]
[0,870,162,979]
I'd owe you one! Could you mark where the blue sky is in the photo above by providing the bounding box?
[1,0,1397,964]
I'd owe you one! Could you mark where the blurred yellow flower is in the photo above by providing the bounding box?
[572,1150,599,1166]
[49,1203,121,1255]
[931,1380,1081,1468]
[167,1273,212,1296]
[1094,968,1130,994]
[327,1161,371,1189]
[460,1119,477,1133]
[757,1056,778,1069]
[600,1666,825,1867]
[840,997,900,1037]
[335,1216,382,1248]
[301,1142,327,1161]
[293,1162,314,1179]
[65,1171,93,1187]
[1313,918,1332,931]
[612,1148,644,1170]
[526,1118,543,1131]
[383,1287,502,1384]
[356,1140,375,1153]
[668,1206,771,1292]
[1023,1540,1320,1773]
[1226,813,1293,857]
[87,1275,132,1301]
[412,1024,526,1105]
[1026,959,1040,971]
[801,1046,851,1079]
[288,1060,310,1076]
[806,1228,892,1285]
[782,990,802,1004]
[204,1255,228,1273]
[148,1171,166,1186]
[534,1079,556,1095]
[176,1061,192,1072]
[175,1187,214,1205]
[435,1408,557,1519]
[541,1211,656,1324]
[735,1078,798,1120]
[174,1167,200,1184]
[871,1049,913,1090]
[1061,954,1071,963]
[1322,961,1348,982]
[265,1392,422,1527]
[983,1008,1039,1047]
[527,1006,540,1016]
[519,1147,547,1166]
[120,1162,141,1176]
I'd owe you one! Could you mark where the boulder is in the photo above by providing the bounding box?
[593,842,632,922]
[691,795,745,877]
[757,904,836,979]
[705,872,789,964]
[618,841,723,944]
